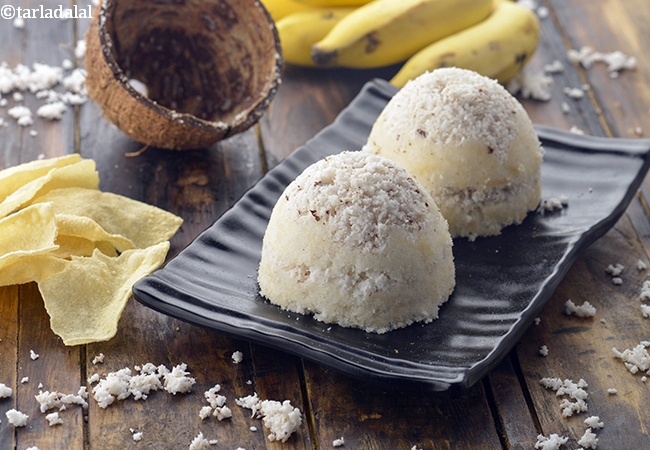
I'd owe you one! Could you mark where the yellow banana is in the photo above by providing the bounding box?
[292,0,372,5]
[390,0,540,88]
[311,0,494,69]
[260,0,316,22]
[277,7,356,67]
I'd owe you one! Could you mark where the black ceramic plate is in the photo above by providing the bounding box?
[133,79,650,392]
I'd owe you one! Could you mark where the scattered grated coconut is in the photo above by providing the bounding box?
[133,431,143,441]
[565,299,597,318]
[637,260,647,271]
[333,437,345,447]
[570,125,585,135]
[35,387,89,413]
[539,345,549,356]
[605,263,624,276]
[564,86,584,99]
[236,393,302,443]
[0,383,12,398]
[189,432,214,450]
[567,46,636,76]
[607,388,617,395]
[162,363,196,395]
[612,341,650,375]
[92,353,105,364]
[506,69,553,101]
[5,409,28,427]
[641,304,650,318]
[540,377,589,417]
[538,195,569,213]
[232,351,244,364]
[74,40,87,60]
[639,280,650,301]
[543,60,565,74]
[584,416,604,429]
[7,105,33,126]
[535,433,569,450]
[45,411,63,426]
[37,101,67,120]
[578,428,599,449]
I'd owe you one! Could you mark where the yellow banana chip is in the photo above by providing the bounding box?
[0,155,182,345]
[51,235,117,259]
[0,160,99,219]
[0,154,82,203]
[55,214,135,254]
[31,187,182,249]
[0,254,68,286]
[38,242,170,346]
[0,203,59,275]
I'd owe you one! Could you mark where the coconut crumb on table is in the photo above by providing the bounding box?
[236,393,302,443]
[570,125,586,135]
[231,351,243,364]
[91,363,194,409]
[584,416,604,429]
[188,432,217,450]
[564,299,597,318]
[333,437,345,447]
[5,408,28,427]
[46,411,63,426]
[535,433,569,450]
[0,382,12,398]
[605,263,624,276]
[540,377,589,417]
[578,428,599,449]
[612,341,650,374]
[21,376,29,384]
[641,304,650,318]
[539,345,549,356]
[639,280,650,301]
[505,69,553,101]
[567,46,636,76]
[92,353,105,364]
[30,349,39,360]
[35,386,89,413]
[606,388,617,395]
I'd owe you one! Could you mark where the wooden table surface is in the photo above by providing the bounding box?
[2,1,650,449]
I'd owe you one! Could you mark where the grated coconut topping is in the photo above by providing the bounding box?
[384,68,522,163]
[283,152,431,253]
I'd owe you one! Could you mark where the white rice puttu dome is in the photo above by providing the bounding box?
[363,68,543,241]
[258,151,455,334]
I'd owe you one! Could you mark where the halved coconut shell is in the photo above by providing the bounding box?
[85,0,283,150]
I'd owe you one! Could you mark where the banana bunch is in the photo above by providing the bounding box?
[390,0,540,87]
[263,0,540,86]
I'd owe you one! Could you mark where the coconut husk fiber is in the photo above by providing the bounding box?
[85,0,283,150]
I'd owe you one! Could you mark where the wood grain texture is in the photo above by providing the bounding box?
[516,213,650,449]
[304,360,503,450]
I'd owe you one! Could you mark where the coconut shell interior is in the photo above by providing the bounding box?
[86,0,282,150]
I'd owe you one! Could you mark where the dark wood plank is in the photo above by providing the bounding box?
[546,0,650,140]
[0,1,81,449]
[303,360,503,450]
[0,285,19,449]
[485,355,540,450]
[516,213,650,449]
[15,283,84,450]
[259,65,400,167]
